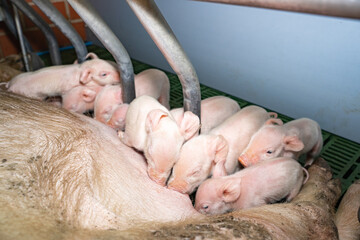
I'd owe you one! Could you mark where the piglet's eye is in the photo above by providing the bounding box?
[202,205,208,210]
[266,150,273,154]
[187,168,201,177]
[100,72,108,77]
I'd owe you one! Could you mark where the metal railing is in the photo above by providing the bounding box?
[193,0,360,19]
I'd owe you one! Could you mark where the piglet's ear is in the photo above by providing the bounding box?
[208,135,229,178]
[219,178,241,203]
[212,162,227,178]
[180,111,200,141]
[145,109,168,133]
[86,52,99,60]
[79,68,92,84]
[81,89,97,102]
[268,112,278,119]
[283,135,304,152]
[265,118,283,126]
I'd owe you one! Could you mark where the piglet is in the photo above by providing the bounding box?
[94,84,123,123]
[62,85,103,113]
[195,157,308,215]
[6,52,120,100]
[167,105,278,194]
[134,68,170,109]
[107,103,129,131]
[94,68,170,126]
[238,117,323,168]
[170,96,240,134]
[119,95,200,186]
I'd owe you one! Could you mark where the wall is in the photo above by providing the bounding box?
[0,0,86,58]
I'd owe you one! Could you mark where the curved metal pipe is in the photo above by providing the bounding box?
[194,0,360,19]
[10,0,61,65]
[67,0,135,104]
[33,0,88,63]
[126,0,201,118]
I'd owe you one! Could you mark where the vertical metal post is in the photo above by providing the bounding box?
[12,4,31,71]
[33,0,88,63]
[126,0,201,119]
[67,0,135,104]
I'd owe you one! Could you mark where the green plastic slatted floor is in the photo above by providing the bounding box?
[41,44,360,195]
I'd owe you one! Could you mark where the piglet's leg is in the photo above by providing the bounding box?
[305,136,323,167]
[285,182,303,202]
[118,131,132,147]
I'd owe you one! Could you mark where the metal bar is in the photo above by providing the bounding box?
[33,0,88,63]
[126,0,201,118]
[67,0,135,104]
[0,5,3,21]
[193,0,360,19]
[0,0,32,53]
[10,0,62,65]
[12,4,31,71]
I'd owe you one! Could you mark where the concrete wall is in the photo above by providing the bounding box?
[87,0,360,143]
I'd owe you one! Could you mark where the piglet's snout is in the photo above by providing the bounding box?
[238,150,261,167]
[238,154,251,167]
[167,180,189,194]
[148,168,168,186]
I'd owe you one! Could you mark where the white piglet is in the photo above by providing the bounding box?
[195,157,308,215]
[238,118,323,167]
[93,68,170,129]
[170,96,240,135]
[167,105,279,194]
[6,53,120,100]
[119,95,200,186]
